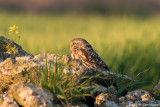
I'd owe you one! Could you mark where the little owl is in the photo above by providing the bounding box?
[70,38,109,71]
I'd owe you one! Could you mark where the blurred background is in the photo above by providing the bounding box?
[0,0,160,90]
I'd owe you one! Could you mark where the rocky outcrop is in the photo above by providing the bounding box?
[0,36,160,107]
[0,54,160,106]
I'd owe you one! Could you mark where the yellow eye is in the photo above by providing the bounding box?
[73,42,77,45]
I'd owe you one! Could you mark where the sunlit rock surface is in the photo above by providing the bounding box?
[0,94,19,107]
[10,83,54,107]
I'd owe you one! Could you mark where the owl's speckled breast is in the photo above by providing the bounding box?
[71,49,79,59]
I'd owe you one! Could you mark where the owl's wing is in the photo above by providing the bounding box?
[79,48,109,71]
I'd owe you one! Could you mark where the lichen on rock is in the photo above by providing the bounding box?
[0,94,19,107]
[10,83,54,107]
[118,89,160,107]
[0,56,41,94]
[0,36,33,60]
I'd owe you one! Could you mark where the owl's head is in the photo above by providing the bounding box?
[70,38,91,50]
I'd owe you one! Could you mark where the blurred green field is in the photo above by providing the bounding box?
[0,11,160,90]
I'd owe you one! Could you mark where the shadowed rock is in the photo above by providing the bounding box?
[0,36,33,62]
[150,80,160,100]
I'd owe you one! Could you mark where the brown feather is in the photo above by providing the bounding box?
[70,38,109,71]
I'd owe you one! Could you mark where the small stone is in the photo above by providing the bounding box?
[90,85,108,96]
[141,93,153,101]
[95,93,107,105]
[118,96,125,102]
[125,94,136,101]
[95,93,116,106]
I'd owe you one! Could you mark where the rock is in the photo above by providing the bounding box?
[118,96,125,102]
[10,83,54,107]
[118,89,160,107]
[102,100,119,107]
[15,56,32,61]
[0,37,34,92]
[0,52,13,63]
[33,54,70,66]
[0,56,40,76]
[0,57,38,75]
[0,36,32,58]
[0,54,70,76]
[150,80,160,100]
[90,85,117,101]
[105,86,117,101]
[0,51,135,95]
[1,56,39,76]
[95,93,111,106]
[90,85,108,96]
[0,53,70,94]
[94,86,118,107]
[125,94,136,101]
[95,93,119,107]
[63,59,83,79]
[0,94,19,107]
[141,92,153,101]
[0,57,41,93]
[126,89,153,101]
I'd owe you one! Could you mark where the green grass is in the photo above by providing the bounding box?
[0,11,160,90]
[27,58,100,106]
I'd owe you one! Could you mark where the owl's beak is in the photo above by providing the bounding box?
[73,45,77,49]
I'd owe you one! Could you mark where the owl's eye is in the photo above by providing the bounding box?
[73,42,77,45]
